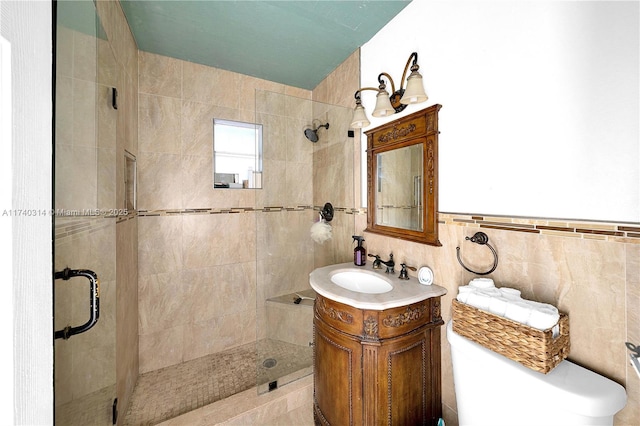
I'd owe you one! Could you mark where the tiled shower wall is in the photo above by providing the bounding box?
[136,51,355,373]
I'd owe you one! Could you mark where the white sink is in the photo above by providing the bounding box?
[310,263,447,310]
[330,270,393,294]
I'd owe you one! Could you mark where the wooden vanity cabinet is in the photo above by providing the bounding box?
[313,294,443,426]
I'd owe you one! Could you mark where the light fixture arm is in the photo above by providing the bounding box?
[400,52,419,90]
[377,72,396,94]
[354,87,379,102]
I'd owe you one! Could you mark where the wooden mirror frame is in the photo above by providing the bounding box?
[365,104,442,246]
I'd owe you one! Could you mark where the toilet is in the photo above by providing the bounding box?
[447,321,627,426]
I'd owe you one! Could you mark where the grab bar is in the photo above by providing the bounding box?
[54,267,100,340]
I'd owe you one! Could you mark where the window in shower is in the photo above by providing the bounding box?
[213,118,263,188]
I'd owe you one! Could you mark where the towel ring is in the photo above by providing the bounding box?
[456,232,498,275]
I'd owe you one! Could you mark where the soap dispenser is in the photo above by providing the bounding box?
[352,235,366,266]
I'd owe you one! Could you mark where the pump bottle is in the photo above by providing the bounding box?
[352,235,366,266]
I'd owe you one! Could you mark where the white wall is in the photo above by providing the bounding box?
[361,1,639,222]
[0,0,54,424]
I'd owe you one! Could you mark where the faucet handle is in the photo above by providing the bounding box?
[398,263,416,280]
[368,254,382,269]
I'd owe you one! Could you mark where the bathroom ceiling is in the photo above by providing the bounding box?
[120,0,411,90]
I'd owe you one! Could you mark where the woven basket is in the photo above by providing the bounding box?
[452,299,570,374]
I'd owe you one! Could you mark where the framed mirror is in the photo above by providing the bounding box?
[365,104,442,246]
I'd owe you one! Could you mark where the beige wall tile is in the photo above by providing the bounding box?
[137,152,183,210]
[97,147,116,209]
[313,49,360,108]
[139,326,184,373]
[139,51,182,98]
[97,38,118,88]
[285,162,313,206]
[183,61,240,107]
[97,84,117,150]
[181,101,216,158]
[182,262,256,325]
[55,76,73,145]
[267,303,313,346]
[138,271,190,335]
[138,215,183,276]
[260,113,288,161]
[256,210,311,262]
[256,159,287,208]
[73,30,97,82]
[180,154,214,207]
[182,213,256,269]
[138,93,182,154]
[72,79,97,147]
[54,145,98,210]
[183,309,257,362]
[286,117,314,164]
[257,254,314,302]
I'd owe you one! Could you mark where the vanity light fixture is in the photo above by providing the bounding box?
[350,52,428,129]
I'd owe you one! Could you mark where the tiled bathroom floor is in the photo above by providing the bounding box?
[123,339,313,426]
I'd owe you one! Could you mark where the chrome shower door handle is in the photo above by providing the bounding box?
[54,267,100,340]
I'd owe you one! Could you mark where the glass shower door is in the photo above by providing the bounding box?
[255,91,355,394]
[53,2,117,424]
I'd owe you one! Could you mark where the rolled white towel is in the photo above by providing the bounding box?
[456,285,475,303]
[466,291,492,311]
[504,301,532,324]
[456,292,470,304]
[527,307,560,331]
[469,278,495,289]
[480,287,501,297]
[499,287,522,300]
[527,300,559,315]
[488,296,509,317]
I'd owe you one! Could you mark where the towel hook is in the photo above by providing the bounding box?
[456,231,498,275]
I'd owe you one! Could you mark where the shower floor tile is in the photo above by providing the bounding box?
[123,339,312,426]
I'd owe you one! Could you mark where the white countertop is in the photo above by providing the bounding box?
[309,262,447,310]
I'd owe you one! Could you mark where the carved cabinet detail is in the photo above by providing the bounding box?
[313,294,443,425]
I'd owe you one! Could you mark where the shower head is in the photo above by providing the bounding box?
[303,122,329,143]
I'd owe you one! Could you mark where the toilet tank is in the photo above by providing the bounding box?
[447,321,627,426]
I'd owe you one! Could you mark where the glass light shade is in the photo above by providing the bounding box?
[372,90,395,117]
[350,104,370,128]
[400,71,428,105]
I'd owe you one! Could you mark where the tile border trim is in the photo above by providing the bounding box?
[439,212,640,244]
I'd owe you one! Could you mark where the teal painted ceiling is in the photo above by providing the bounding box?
[120,1,411,90]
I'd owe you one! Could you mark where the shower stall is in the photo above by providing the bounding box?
[53,2,357,424]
